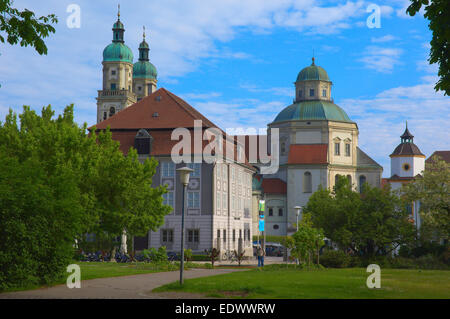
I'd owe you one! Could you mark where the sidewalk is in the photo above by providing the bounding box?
[0,268,248,299]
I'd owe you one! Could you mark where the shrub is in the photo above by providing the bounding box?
[184,249,192,262]
[142,246,167,263]
[320,250,350,268]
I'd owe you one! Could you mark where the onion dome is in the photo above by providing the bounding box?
[133,27,157,80]
[102,6,133,63]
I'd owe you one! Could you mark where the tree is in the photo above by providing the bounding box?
[305,176,415,257]
[0,105,170,289]
[407,0,450,95]
[401,155,450,240]
[0,0,58,55]
[291,213,324,266]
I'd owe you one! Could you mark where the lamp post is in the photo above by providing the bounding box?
[294,206,302,232]
[176,166,194,285]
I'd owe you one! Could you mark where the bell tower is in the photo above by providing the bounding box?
[133,27,158,101]
[96,5,136,123]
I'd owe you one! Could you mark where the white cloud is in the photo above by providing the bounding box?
[371,34,396,43]
[339,76,450,176]
[358,46,403,73]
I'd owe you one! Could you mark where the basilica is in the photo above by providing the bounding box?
[249,58,383,236]
[93,11,384,253]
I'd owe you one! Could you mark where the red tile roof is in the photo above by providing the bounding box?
[90,88,256,171]
[91,88,219,130]
[426,151,450,164]
[262,178,287,194]
[288,144,328,164]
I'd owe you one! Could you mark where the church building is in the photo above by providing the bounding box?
[249,58,384,236]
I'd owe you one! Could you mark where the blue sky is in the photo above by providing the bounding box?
[0,0,449,176]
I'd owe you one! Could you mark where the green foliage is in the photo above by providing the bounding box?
[184,248,193,262]
[407,0,450,95]
[305,176,415,257]
[320,250,351,268]
[142,247,167,263]
[0,105,171,290]
[291,214,325,266]
[401,155,450,240]
[0,0,58,55]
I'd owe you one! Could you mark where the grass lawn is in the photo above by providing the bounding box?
[2,261,206,293]
[153,265,450,299]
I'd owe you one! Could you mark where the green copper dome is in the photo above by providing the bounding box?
[296,59,330,82]
[133,61,157,79]
[103,42,133,63]
[273,100,352,124]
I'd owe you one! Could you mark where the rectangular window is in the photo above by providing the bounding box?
[322,89,327,97]
[162,229,173,243]
[162,192,174,209]
[334,142,340,156]
[233,229,236,242]
[223,229,226,243]
[161,161,175,177]
[216,192,221,210]
[110,83,117,90]
[187,192,200,208]
[217,229,220,239]
[187,163,201,177]
[111,70,116,75]
[309,89,315,97]
[187,229,199,243]
[278,208,283,216]
[217,165,221,178]
[269,208,273,216]
[345,144,351,157]
[298,90,302,97]
[223,193,227,210]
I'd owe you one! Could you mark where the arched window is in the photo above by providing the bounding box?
[109,106,115,117]
[335,174,341,186]
[303,172,312,193]
[359,175,366,193]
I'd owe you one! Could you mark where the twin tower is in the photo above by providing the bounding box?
[96,10,157,123]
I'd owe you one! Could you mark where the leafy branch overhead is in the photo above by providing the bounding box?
[407,0,450,95]
[0,0,58,55]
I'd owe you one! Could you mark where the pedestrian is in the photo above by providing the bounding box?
[257,245,265,267]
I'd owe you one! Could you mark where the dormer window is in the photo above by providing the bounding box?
[309,89,315,97]
[322,89,327,97]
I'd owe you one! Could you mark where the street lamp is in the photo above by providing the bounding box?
[294,206,302,232]
[176,166,194,285]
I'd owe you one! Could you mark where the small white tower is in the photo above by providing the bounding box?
[389,122,425,182]
[388,122,425,229]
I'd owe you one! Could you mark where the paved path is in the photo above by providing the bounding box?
[0,268,248,299]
